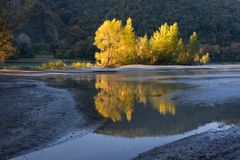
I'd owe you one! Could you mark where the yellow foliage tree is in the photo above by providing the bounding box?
[94,19,124,67]
[200,53,210,64]
[94,18,210,66]
[150,23,181,64]
[94,18,137,67]
[135,35,151,64]
[120,18,136,64]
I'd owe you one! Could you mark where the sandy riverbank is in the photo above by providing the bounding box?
[0,78,85,160]
[1,64,240,75]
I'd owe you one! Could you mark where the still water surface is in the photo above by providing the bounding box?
[13,71,240,160]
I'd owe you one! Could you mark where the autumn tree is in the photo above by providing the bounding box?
[0,30,15,63]
[94,18,138,66]
[200,53,210,64]
[94,19,124,67]
[120,18,136,64]
[94,18,210,66]
[0,0,36,63]
[150,23,181,64]
[135,35,151,64]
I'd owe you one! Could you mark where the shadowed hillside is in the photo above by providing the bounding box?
[14,0,240,61]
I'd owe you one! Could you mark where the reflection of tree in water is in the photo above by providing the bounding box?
[94,75,180,122]
[151,97,176,115]
[95,76,134,122]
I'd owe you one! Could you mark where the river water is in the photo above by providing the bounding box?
[12,70,240,160]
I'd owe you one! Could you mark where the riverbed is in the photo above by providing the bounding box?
[0,65,240,160]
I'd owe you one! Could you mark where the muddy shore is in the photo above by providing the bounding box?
[1,66,240,160]
[133,126,240,160]
[0,78,85,160]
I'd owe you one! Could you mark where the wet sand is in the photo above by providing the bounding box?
[0,78,85,160]
[1,65,240,160]
[133,126,240,160]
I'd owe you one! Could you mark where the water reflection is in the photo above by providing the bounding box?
[44,73,240,137]
[94,75,183,122]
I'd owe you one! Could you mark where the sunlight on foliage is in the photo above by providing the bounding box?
[200,53,210,64]
[40,60,67,70]
[94,18,210,67]
[71,61,93,69]
[150,23,180,64]
[94,19,124,67]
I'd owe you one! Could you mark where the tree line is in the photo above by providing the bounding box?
[10,0,240,62]
[94,18,209,67]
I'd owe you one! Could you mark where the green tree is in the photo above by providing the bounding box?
[188,32,199,54]
[177,32,210,65]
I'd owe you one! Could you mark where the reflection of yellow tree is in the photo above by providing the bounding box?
[151,97,176,115]
[94,75,178,122]
[95,76,134,122]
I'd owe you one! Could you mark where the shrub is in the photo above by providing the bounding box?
[40,60,68,70]
[200,53,210,64]
[71,61,93,69]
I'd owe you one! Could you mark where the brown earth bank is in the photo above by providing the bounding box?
[0,78,86,160]
[133,126,240,160]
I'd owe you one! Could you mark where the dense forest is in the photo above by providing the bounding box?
[13,0,240,62]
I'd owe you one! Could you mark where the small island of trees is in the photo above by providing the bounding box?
[94,18,209,67]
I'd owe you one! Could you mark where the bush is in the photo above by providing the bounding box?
[200,53,210,64]
[71,61,93,69]
[40,60,68,70]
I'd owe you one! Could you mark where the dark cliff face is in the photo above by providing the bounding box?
[13,0,240,59]
[15,1,63,44]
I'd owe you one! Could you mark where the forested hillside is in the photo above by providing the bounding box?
[14,0,240,62]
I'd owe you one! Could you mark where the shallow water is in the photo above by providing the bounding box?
[12,71,240,160]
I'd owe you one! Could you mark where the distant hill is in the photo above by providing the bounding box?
[14,0,240,61]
